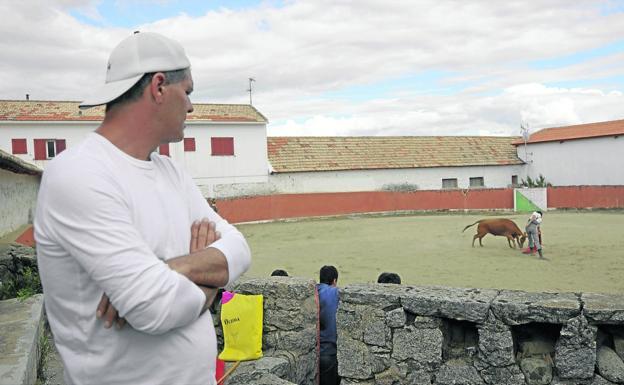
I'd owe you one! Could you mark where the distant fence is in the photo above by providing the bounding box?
[215,186,624,223]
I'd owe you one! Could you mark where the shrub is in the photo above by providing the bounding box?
[520,174,552,188]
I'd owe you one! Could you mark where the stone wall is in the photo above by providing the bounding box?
[214,280,624,385]
[337,284,624,385]
[214,277,318,385]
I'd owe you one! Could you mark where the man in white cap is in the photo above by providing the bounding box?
[35,32,251,384]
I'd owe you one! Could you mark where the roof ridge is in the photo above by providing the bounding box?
[535,118,624,131]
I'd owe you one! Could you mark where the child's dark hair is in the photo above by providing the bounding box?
[319,265,338,284]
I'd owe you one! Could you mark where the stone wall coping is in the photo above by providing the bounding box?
[341,284,624,325]
[0,294,44,385]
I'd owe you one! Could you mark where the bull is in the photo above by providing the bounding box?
[462,218,527,248]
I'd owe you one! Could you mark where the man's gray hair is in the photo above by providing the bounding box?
[106,68,190,111]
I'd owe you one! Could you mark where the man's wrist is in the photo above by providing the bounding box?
[199,286,218,315]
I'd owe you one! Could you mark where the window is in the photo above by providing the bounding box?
[47,140,56,158]
[211,137,234,156]
[442,178,458,189]
[159,144,170,157]
[184,137,196,152]
[11,138,27,154]
[469,177,484,187]
[34,139,65,160]
[511,175,518,187]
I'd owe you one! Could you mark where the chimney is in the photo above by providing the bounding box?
[26,94,29,101]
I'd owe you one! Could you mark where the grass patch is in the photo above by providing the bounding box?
[238,211,624,294]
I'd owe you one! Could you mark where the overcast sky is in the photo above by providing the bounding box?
[2,0,624,137]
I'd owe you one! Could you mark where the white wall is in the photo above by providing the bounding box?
[0,121,93,169]
[0,169,40,237]
[180,122,268,196]
[518,136,624,186]
[0,120,269,196]
[213,164,525,197]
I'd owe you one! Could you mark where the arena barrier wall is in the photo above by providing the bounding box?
[215,186,624,223]
[547,185,624,209]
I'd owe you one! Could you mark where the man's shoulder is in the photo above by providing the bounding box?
[45,137,95,172]
[42,135,120,193]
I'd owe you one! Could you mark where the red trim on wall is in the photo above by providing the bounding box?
[547,186,624,209]
[215,186,624,224]
[11,138,27,154]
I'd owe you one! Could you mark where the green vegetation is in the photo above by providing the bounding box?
[521,174,552,187]
[0,266,42,301]
[381,182,419,192]
[238,211,624,294]
[36,325,52,385]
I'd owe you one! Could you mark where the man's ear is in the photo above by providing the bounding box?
[332,278,337,286]
[150,73,167,103]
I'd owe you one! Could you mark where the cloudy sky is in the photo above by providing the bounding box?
[2,0,624,137]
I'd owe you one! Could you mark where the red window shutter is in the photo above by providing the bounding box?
[55,139,66,154]
[184,137,196,152]
[34,139,47,160]
[211,137,220,155]
[11,139,27,154]
[211,137,234,156]
[159,144,170,157]
[223,138,234,155]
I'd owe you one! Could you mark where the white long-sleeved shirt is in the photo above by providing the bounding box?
[35,132,251,385]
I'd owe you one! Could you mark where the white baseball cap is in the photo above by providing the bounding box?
[79,31,191,109]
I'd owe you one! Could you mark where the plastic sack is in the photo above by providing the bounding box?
[218,291,264,361]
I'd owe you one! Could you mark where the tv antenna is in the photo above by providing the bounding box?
[247,77,255,105]
[520,122,532,166]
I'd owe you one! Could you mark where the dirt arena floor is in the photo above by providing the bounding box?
[237,210,624,294]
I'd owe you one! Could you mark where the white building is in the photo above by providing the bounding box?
[0,100,269,197]
[516,119,624,186]
[256,136,526,196]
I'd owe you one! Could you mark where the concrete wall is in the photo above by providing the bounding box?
[548,186,624,209]
[518,136,624,186]
[214,165,525,198]
[215,186,624,223]
[0,169,39,237]
[216,188,515,223]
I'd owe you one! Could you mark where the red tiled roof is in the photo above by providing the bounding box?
[268,136,523,173]
[0,100,267,123]
[513,119,624,145]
